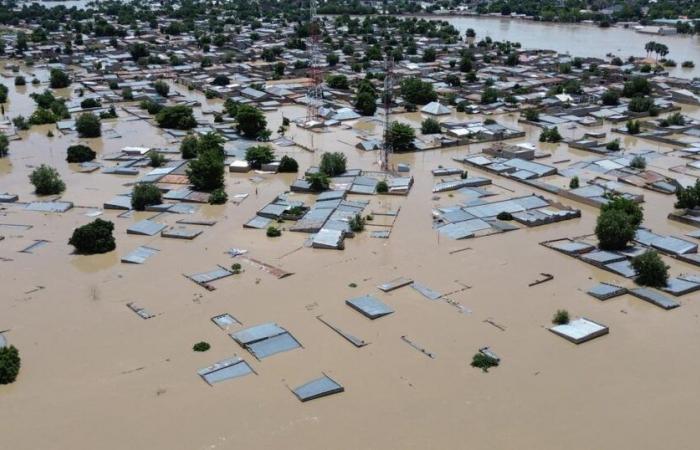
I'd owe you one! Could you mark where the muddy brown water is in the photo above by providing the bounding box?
[1,65,700,450]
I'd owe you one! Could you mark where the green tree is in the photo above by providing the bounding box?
[29,165,65,195]
[305,172,330,192]
[632,250,669,287]
[156,105,197,130]
[319,152,347,176]
[595,208,636,250]
[49,69,70,89]
[76,113,101,138]
[153,80,170,97]
[279,155,299,172]
[601,196,643,227]
[421,118,441,134]
[0,133,8,157]
[235,104,267,138]
[0,345,20,384]
[601,89,620,106]
[66,144,95,163]
[400,78,437,105]
[68,219,116,254]
[131,184,162,210]
[481,87,499,104]
[187,148,225,191]
[387,122,415,151]
[245,145,275,169]
[326,74,349,89]
[355,91,377,116]
[180,134,199,159]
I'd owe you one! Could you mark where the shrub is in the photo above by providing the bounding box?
[326,74,348,89]
[76,113,101,138]
[12,116,29,130]
[626,120,641,134]
[0,345,20,384]
[667,112,686,126]
[539,127,562,143]
[0,133,7,157]
[569,176,580,189]
[245,145,275,169]
[49,68,70,88]
[66,144,96,163]
[305,172,330,192]
[552,309,570,325]
[153,80,169,97]
[208,188,228,204]
[421,118,441,134]
[29,164,65,195]
[187,148,225,191]
[278,155,298,172]
[131,184,162,210]
[100,105,118,119]
[595,209,636,250]
[675,179,700,209]
[122,87,134,101]
[523,109,540,121]
[682,61,695,68]
[212,75,230,86]
[628,96,656,113]
[319,152,347,176]
[140,99,164,115]
[156,105,197,130]
[601,89,620,106]
[192,341,210,352]
[29,108,58,125]
[68,219,116,254]
[80,98,101,109]
[148,150,166,168]
[14,76,25,86]
[266,225,281,237]
[496,211,512,220]
[606,139,620,151]
[180,135,199,159]
[231,263,242,274]
[376,180,389,193]
[349,214,365,232]
[481,87,499,104]
[632,250,669,287]
[630,155,646,169]
[471,352,499,372]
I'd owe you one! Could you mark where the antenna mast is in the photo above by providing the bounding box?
[381,56,393,171]
[305,0,323,126]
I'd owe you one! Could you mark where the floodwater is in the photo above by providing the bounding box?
[2,61,700,450]
[436,15,700,78]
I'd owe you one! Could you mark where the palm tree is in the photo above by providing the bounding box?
[644,41,656,58]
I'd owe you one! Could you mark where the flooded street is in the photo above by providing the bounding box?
[1,51,700,450]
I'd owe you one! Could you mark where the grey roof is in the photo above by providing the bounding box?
[661,277,700,296]
[293,375,344,402]
[546,239,595,255]
[244,215,273,229]
[232,323,287,345]
[211,313,241,330]
[104,195,133,210]
[411,282,442,300]
[121,246,159,264]
[25,201,73,213]
[581,250,627,266]
[346,295,394,319]
[604,260,637,278]
[127,220,166,236]
[247,333,301,359]
[377,277,414,292]
[161,227,202,239]
[188,267,233,284]
[197,357,255,385]
[587,283,627,300]
[0,333,6,348]
[629,288,680,309]
[549,317,609,344]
